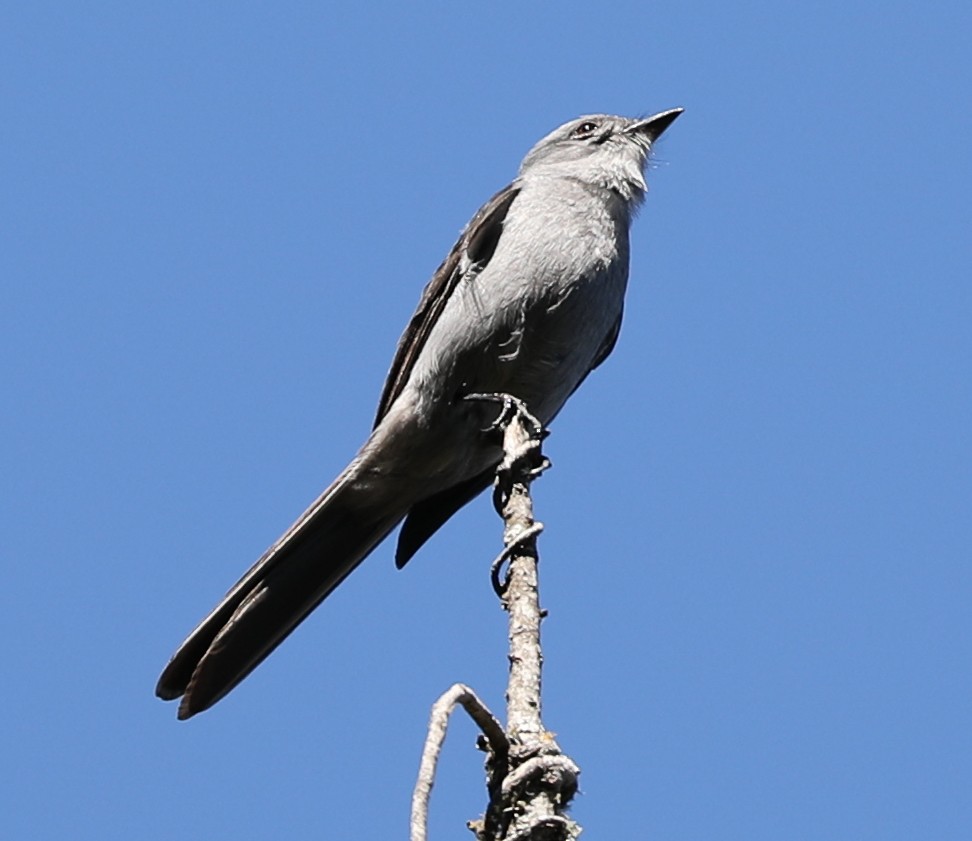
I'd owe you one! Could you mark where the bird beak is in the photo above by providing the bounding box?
[625,108,684,142]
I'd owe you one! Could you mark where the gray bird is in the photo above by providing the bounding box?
[156,108,683,719]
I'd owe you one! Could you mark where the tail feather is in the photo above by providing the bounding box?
[155,461,405,719]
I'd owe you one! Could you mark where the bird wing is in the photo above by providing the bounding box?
[590,306,623,372]
[373,182,522,427]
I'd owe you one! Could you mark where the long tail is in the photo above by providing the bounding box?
[155,454,407,720]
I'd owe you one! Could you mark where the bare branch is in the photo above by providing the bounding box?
[494,399,548,744]
[481,396,581,841]
[411,394,581,841]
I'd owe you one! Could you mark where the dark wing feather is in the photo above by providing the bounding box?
[590,307,623,372]
[373,183,521,427]
[559,307,624,407]
[394,468,494,569]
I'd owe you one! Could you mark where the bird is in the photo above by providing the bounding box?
[156,108,683,719]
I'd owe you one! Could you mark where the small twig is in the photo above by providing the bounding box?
[500,754,579,800]
[410,684,508,841]
[490,521,544,598]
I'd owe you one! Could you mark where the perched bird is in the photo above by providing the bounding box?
[156,108,683,719]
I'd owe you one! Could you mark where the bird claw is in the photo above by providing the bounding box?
[462,392,545,439]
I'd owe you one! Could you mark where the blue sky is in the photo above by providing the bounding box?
[2,2,970,838]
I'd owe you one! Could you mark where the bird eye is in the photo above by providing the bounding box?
[571,121,599,139]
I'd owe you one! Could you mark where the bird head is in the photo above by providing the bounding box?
[519,108,683,205]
